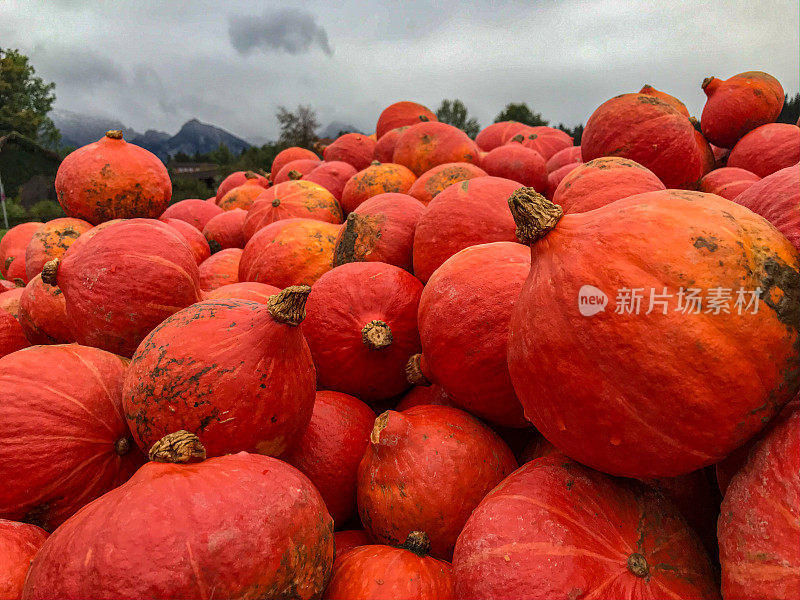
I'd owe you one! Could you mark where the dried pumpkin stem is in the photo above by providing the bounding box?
[41,258,60,286]
[362,320,393,350]
[405,354,431,386]
[401,531,432,557]
[507,187,563,245]
[627,553,649,578]
[105,130,123,139]
[370,411,390,444]
[701,76,714,90]
[333,213,362,267]
[114,437,132,456]
[287,170,303,180]
[149,430,206,463]
[272,198,281,207]
[244,170,259,179]
[267,285,311,326]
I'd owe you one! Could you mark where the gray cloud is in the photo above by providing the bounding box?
[228,8,333,57]
[29,46,123,89]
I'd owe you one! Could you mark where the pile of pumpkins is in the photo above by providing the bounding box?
[0,70,798,599]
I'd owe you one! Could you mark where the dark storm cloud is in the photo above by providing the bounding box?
[228,8,333,57]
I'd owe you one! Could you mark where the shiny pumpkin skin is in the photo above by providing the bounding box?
[333,193,425,272]
[53,219,202,357]
[376,101,437,140]
[481,145,548,191]
[475,121,528,152]
[55,132,171,224]
[283,391,376,525]
[0,310,28,359]
[161,217,211,264]
[639,84,691,117]
[0,344,144,531]
[304,161,358,201]
[506,126,574,161]
[24,218,92,281]
[324,133,377,172]
[507,189,800,478]
[393,122,480,177]
[334,530,372,560]
[198,247,242,291]
[373,127,408,163]
[726,123,800,178]
[546,146,583,173]
[358,405,517,559]
[215,170,269,202]
[22,453,334,600]
[124,298,316,458]
[303,262,423,402]
[701,71,785,149]
[218,178,272,210]
[17,274,72,345]
[0,222,41,283]
[698,167,761,201]
[582,93,713,188]
[553,157,666,214]
[733,163,799,252]
[271,146,320,180]
[341,163,417,214]
[204,281,280,303]
[273,159,322,185]
[419,242,529,428]
[407,162,488,205]
[719,406,799,599]
[0,520,48,600]
[324,543,454,600]
[240,219,341,288]
[160,198,223,230]
[243,181,343,241]
[452,455,719,600]
[413,176,523,282]
[202,208,247,251]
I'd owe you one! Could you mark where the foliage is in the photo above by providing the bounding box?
[276,105,319,149]
[28,199,64,222]
[556,123,584,145]
[777,92,800,124]
[169,177,215,203]
[0,48,60,146]
[436,99,481,138]
[494,103,549,127]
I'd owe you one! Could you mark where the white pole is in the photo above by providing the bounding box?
[0,172,8,230]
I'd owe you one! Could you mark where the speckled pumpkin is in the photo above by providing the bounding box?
[0,222,41,284]
[340,163,417,214]
[24,218,92,281]
[639,84,691,117]
[17,274,73,345]
[407,162,488,205]
[215,171,269,202]
[376,102,437,140]
[217,177,272,211]
[392,122,480,177]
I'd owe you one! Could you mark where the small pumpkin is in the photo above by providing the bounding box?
[506,126,573,161]
[202,208,247,251]
[24,218,92,281]
[475,121,528,152]
[373,126,408,162]
[17,274,73,345]
[303,161,358,201]
[215,170,269,202]
[324,133,378,171]
[160,198,223,230]
[392,122,480,177]
[198,247,243,291]
[271,147,320,180]
[698,166,760,200]
[217,176,273,210]
[726,122,800,178]
[341,162,417,214]
[0,222,41,284]
[545,146,583,173]
[407,162,488,205]
[376,101,437,140]
[273,158,323,185]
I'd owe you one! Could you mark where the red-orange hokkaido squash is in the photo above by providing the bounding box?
[283,391,376,525]
[733,163,799,252]
[0,344,144,531]
[407,162,487,205]
[0,222,41,284]
[217,176,273,210]
[198,247,242,290]
[0,310,28,359]
[303,262,423,402]
[475,121,528,152]
[481,145,547,191]
[638,84,691,117]
[124,288,316,458]
[452,455,719,600]
[0,288,22,318]
[698,166,760,200]
[303,161,358,201]
[373,126,408,162]
[324,133,377,171]
[334,530,372,560]
[161,217,211,264]
[701,71,785,148]
[204,281,280,303]
[17,274,73,345]
[202,208,247,251]
[24,217,92,281]
[393,122,480,177]
[545,162,581,199]
[55,130,171,224]
[273,159,322,185]
[726,122,800,177]
[270,146,319,179]
[395,384,452,411]
[324,532,453,600]
[160,198,223,230]
[416,242,529,428]
[376,101,437,140]
[215,170,269,202]
[333,193,425,273]
[341,162,417,214]
[23,439,334,600]
[582,93,713,188]
[0,520,48,600]
[42,219,202,357]
[506,126,573,161]
[358,405,517,559]
[506,188,800,478]
[719,405,799,599]
[545,145,583,173]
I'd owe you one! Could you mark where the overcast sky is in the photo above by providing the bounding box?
[2,0,798,143]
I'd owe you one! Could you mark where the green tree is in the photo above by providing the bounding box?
[436,99,481,138]
[276,105,319,149]
[494,103,548,127]
[777,92,800,124]
[556,123,584,145]
[0,48,60,145]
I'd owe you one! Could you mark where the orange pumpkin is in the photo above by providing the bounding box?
[373,126,408,162]
[407,162,488,205]
[323,133,377,171]
[639,84,691,117]
[376,101,437,140]
[198,248,242,291]
[341,163,417,214]
[0,222,42,284]
[393,122,480,177]
[24,218,93,281]
[475,121,529,152]
[217,177,271,211]
[270,147,319,179]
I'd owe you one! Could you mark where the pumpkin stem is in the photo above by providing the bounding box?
[370,160,381,166]
[507,187,563,245]
[419,115,430,122]
[400,531,432,557]
[510,134,524,143]
[362,320,393,350]
[149,431,206,463]
[370,411,390,444]
[267,285,311,326]
[114,437,132,456]
[333,213,362,267]
[41,258,60,286]
[105,130,123,140]
[244,170,259,179]
[272,198,281,207]
[627,553,649,578]
[288,169,303,180]
[207,239,222,254]
[405,354,432,386]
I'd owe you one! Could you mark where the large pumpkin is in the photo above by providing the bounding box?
[733,163,799,252]
[0,222,41,284]
[358,405,517,559]
[198,247,242,291]
[698,166,760,200]
[506,187,800,478]
[701,71,785,148]
[324,133,377,171]
[333,193,425,273]
[718,405,798,599]
[202,208,247,251]
[407,162,488,205]
[283,391,376,525]
[324,532,453,600]
[55,130,171,224]
[452,455,719,599]
[303,262,423,402]
[726,122,800,178]
[376,101,437,140]
[17,274,72,345]
[124,288,316,458]
[341,162,417,214]
[0,520,48,600]
[0,344,144,531]
[412,176,523,282]
[416,242,529,428]
[24,217,92,281]
[392,122,480,177]
[23,437,334,600]
[239,218,340,288]
[582,93,713,188]
[160,198,223,230]
[638,84,690,117]
[41,219,202,357]
[481,145,548,191]
[304,161,358,201]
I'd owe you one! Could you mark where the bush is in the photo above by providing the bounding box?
[29,199,64,222]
